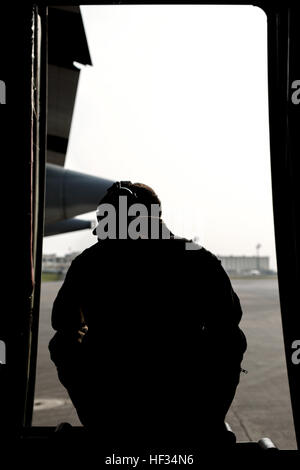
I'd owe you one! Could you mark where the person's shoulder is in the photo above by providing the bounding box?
[69,242,100,267]
[177,237,221,262]
[186,241,227,273]
[196,246,222,265]
[169,236,221,264]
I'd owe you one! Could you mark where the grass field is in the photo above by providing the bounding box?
[41,271,276,282]
[229,274,277,280]
[41,272,64,282]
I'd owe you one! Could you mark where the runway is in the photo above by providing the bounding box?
[33,278,297,450]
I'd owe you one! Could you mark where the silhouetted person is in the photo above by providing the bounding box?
[49,181,247,449]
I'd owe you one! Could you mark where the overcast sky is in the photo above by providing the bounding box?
[43,5,277,269]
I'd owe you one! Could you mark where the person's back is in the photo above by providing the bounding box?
[50,235,246,447]
[49,181,247,448]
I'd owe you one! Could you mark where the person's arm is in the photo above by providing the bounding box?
[198,251,247,419]
[49,257,88,368]
[51,258,84,333]
[203,253,246,349]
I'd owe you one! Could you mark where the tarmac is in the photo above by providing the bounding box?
[32,278,297,450]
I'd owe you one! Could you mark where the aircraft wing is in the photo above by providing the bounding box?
[45,7,114,236]
[47,6,92,167]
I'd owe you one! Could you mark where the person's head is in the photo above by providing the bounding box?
[100,181,161,212]
[93,181,162,239]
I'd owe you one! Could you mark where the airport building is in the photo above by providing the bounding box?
[43,252,272,277]
[42,252,80,275]
[217,255,270,275]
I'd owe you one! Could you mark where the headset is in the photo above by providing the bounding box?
[105,181,138,203]
[92,181,138,235]
[97,180,139,207]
